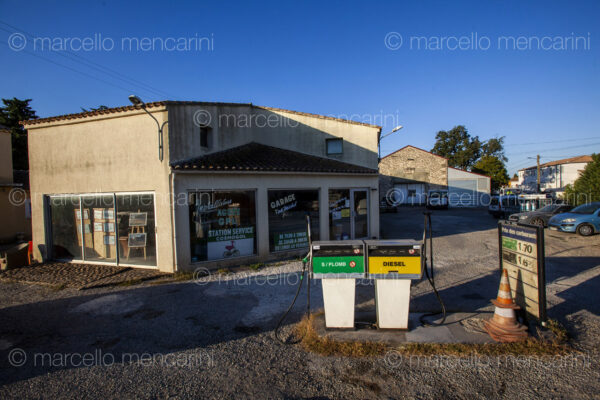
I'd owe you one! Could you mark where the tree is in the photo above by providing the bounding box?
[0,98,38,170]
[481,136,507,162]
[472,155,510,192]
[564,154,600,205]
[431,125,481,170]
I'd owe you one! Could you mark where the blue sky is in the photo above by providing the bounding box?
[1,0,599,174]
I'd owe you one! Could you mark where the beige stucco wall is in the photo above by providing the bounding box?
[168,105,380,170]
[173,172,380,271]
[26,108,175,272]
[25,103,381,273]
[0,188,31,242]
[379,146,448,198]
[0,130,12,183]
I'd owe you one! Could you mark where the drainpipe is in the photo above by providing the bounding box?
[170,171,179,272]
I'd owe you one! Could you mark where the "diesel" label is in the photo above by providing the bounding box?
[383,261,406,267]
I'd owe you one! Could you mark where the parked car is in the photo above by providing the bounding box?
[548,202,600,236]
[508,204,573,227]
[489,194,520,219]
[426,190,448,209]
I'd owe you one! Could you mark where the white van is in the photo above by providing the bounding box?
[426,189,449,209]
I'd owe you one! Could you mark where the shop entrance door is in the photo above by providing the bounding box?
[351,189,369,239]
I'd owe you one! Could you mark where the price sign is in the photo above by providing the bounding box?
[498,222,547,321]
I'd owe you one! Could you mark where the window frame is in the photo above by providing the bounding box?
[267,188,320,253]
[188,189,258,264]
[199,126,211,149]
[326,138,343,155]
[45,191,158,269]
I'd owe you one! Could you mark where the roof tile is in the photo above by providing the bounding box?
[171,142,377,174]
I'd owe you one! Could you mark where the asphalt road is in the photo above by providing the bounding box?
[0,207,599,399]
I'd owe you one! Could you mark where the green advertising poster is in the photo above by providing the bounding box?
[274,231,308,251]
[312,256,365,274]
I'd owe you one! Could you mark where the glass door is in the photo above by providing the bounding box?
[351,189,369,239]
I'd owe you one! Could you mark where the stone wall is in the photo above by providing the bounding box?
[379,146,448,200]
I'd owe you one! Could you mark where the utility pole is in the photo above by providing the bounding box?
[536,154,541,193]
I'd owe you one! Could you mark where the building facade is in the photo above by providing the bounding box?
[379,145,448,205]
[517,155,592,194]
[0,126,31,243]
[24,101,381,273]
[447,167,491,207]
[379,145,491,207]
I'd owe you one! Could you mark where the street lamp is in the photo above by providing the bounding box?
[378,125,403,161]
[128,95,168,161]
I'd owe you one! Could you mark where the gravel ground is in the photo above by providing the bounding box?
[0,208,599,399]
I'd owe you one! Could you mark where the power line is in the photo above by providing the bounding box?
[504,136,600,147]
[505,142,600,157]
[0,41,141,95]
[0,21,175,99]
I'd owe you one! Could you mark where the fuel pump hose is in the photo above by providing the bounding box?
[419,211,447,326]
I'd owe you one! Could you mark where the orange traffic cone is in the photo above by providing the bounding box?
[483,269,528,342]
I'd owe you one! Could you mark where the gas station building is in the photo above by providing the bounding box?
[24,101,381,273]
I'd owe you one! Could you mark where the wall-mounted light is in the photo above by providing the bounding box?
[128,95,168,161]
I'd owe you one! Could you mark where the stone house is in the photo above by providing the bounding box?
[379,145,448,205]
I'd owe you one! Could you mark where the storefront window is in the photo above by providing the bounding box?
[116,194,156,266]
[189,190,256,262]
[49,196,82,260]
[329,189,351,240]
[82,195,116,263]
[268,189,319,252]
[47,192,156,267]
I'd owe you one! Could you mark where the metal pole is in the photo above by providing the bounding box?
[536,154,541,193]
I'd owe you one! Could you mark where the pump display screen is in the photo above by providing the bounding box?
[312,244,365,275]
[367,244,422,277]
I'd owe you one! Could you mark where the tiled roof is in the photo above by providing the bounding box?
[520,155,593,171]
[381,145,449,161]
[21,101,381,129]
[170,142,378,174]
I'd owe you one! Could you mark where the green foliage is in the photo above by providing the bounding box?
[472,155,509,191]
[0,98,38,170]
[431,126,509,189]
[431,125,481,170]
[481,137,507,162]
[563,154,600,205]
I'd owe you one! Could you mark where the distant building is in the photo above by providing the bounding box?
[379,146,447,206]
[517,155,592,194]
[0,125,31,244]
[447,167,491,207]
[379,145,491,207]
[508,176,519,188]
